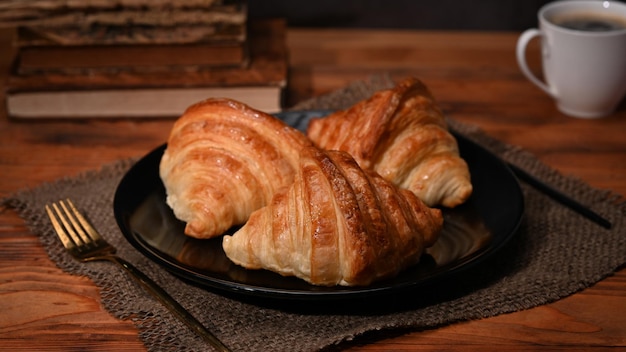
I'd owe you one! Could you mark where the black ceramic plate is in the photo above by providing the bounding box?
[113,110,523,300]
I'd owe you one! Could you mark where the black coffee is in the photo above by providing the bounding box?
[552,13,626,31]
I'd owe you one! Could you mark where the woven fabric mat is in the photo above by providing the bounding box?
[3,75,626,352]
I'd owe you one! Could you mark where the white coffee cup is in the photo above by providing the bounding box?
[516,0,626,118]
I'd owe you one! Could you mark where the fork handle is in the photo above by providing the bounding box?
[107,256,232,352]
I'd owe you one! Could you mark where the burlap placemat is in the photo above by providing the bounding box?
[3,75,625,352]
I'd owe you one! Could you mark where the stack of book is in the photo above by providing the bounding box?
[2,0,287,118]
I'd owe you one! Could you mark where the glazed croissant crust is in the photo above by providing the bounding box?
[159,98,312,239]
[306,77,472,208]
[222,146,443,286]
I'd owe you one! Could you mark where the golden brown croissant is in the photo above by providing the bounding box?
[306,77,472,208]
[159,98,312,239]
[222,146,443,286]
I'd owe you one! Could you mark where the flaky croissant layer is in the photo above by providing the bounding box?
[307,77,472,208]
[222,147,443,287]
[159,98,312,239]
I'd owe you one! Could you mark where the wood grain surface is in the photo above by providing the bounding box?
[1,27,624,351]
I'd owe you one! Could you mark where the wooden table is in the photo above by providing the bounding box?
[1,27,625,351]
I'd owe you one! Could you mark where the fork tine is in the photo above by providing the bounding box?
[55,201,90,247]
[58,199,93,245]
[45,203,76,250]
[52,202,85,247]
[64,199,103,244]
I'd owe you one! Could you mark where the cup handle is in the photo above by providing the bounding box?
[516,29,554,97]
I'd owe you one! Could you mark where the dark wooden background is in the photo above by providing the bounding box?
[249,0,552,30]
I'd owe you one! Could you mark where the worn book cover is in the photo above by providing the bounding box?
[5,19,287,118]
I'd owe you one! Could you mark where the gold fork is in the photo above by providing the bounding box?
[45,199,231,352]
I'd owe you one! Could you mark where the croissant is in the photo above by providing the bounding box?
[306,77,472,208]
[159,98,312,239]
[222,146,443,286]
